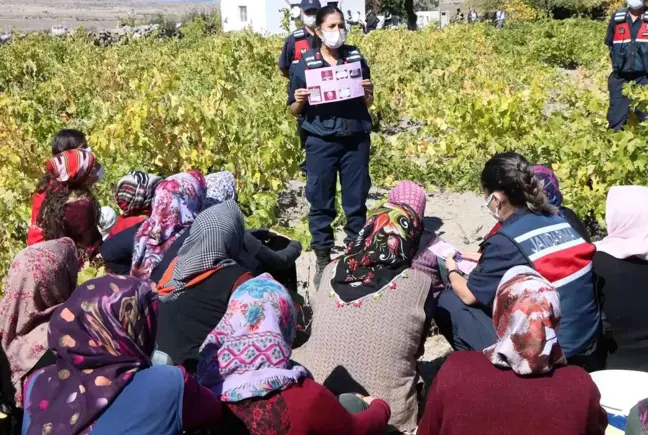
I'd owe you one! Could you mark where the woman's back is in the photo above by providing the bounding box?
[418,352,607,435]
[593,251,648,371]
[292,264,431,432]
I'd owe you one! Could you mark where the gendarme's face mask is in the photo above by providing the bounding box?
[485,193,504,222]
[303,13,316,28]
[321,29,346,49]
[627,0,645,9]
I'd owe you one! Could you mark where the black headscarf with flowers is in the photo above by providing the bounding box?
[331,202,423,302]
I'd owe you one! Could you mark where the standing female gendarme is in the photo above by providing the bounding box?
[288,5,374,287]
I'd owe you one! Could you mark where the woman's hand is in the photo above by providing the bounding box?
[361,79,374,102]
[294,88,311,104]
[460,251,482,262]
[445,253,458,271]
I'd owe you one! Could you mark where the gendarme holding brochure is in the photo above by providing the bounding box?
[287,2,375,287]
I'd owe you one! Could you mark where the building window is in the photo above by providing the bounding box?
[239,6,248,22]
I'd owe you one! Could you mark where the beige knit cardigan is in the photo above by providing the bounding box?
[292,262,431,432]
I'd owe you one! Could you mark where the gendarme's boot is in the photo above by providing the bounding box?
[313,247,331,289]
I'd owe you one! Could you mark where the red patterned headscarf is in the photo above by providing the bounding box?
[45,149,98,186]
[484,265,567,376]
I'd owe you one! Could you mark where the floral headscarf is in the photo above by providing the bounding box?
[0,238,79,405]
[484,265,567,376]
[197,275,309,402]
[205,171,237,209]
[113,171,163,217]
[332,202,423,302]
[26,276,158,435]
[533,165,563,208]
[131,170,206,279]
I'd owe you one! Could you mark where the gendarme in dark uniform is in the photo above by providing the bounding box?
[278,0,321,78]
[605,4,648,130]
[288,11,373,287]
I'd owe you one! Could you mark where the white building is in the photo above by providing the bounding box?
[221,0,365,35]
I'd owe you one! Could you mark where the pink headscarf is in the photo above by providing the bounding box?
[388,181,427,218]
[596,186,648,261]
[484,265,567,376]
[0,238,79,405]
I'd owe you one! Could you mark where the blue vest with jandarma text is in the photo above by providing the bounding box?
[611,9,648,74]
[498,213,600,358]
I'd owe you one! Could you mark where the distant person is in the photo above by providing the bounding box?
[365,9,379,33]
[468,7,478,23]
[454,8,465,22]
[496,8,506,28]
[594,186,648,371]
[419,266,607,435]
[605,0,648,131]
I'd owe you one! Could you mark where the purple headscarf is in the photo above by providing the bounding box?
[26,276,158,435]
[533,165,563,208]
[196,274,310,402]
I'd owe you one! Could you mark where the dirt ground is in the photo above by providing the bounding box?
[0,0,220,32]
[281,180,493,378]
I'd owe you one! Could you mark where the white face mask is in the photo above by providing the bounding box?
[84,146,92,153]
[321,30,346,49]
[303,14,316,28]
[485,193,504,222]
[627,0,645,9]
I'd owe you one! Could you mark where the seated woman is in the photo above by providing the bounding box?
[418,266,607,435]
[594,186,648,371]
[100,171,163,275]
[197,275,391,434]
[155,200,254,372]
[110,171,162,237]
[131,170,206,279]
[27,129,90,246]
[33,150,103,262]
[292,193,430,433]
[0,238,78,407]
[436,152,603,371]
[21,276,222,435]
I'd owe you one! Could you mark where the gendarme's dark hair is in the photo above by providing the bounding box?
[481,152,557,215]
[51,129,87,155]
[313,5,345,50]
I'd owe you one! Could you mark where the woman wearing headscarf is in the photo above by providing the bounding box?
[292,193,430,432]
[418,266,607,435]
[202,171,303,293]
[0,239,79,406]
[110,171,163,237]
[27,130,91,247]
[21,276,222,435]
[100,171,163,275]
[594,185,648,371]
[155,200,254,372]
[196,275,391,434]
[31,150,103,263]
[131,170,206,279]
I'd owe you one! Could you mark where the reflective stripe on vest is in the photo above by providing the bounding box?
[497,213,600,357]
[292,29,311,64]
[304,49,363,70]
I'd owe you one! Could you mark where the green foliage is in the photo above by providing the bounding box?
[0,18,641,292]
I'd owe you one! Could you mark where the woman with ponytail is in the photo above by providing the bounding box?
[436,152,605,371]
[288,5,374,288]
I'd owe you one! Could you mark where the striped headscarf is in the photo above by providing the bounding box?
[131,171,206,279]
[45,149,98,186]
[114,171,163,217]
[163,200,245,302]
[205,171,237,209]
[484,265,567,376]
